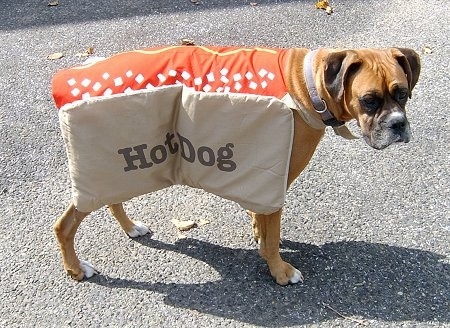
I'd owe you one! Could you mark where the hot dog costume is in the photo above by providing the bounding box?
[53,46,296,214]
[53,46,292,108]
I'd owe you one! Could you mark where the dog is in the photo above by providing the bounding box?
[52,46,420,285]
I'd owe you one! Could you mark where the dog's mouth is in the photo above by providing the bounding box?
[362,125,411,150]
[363,135,405,150]
[357,112,411,150]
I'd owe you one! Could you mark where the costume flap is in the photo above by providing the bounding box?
[59,85,293,214]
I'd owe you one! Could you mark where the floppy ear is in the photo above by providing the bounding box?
[324,50,362,101]
[390,48,421,97]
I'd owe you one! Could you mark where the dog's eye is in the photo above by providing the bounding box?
[395,89,409,105]
[360,95,383,112]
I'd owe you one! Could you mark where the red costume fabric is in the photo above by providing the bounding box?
[52,46,291,108]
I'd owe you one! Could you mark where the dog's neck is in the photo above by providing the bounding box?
[303,50,346,128]
[287,50,358,140]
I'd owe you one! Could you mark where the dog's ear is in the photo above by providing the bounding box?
[390,48,421,98]
[323,50,362,101]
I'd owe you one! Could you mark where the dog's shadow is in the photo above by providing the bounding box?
[89,235,449,326]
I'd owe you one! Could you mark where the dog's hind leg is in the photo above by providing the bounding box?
[255,210,304,285]
[246,210,261,243]
[108,203,149,238]
[54,202,97,280]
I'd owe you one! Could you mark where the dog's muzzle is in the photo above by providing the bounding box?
[366,111,411,150]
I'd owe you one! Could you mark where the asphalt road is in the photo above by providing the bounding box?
[0,0,448,327]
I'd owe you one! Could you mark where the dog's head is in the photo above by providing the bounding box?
[320,48,421,149]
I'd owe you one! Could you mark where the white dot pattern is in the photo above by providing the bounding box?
[92,82,102,91]
[71,88,80,97]
[157,74,166,82]
[258,68,268,78]
[135,74,144,84]
[62,48,283,103]
[181,71,191,80]
[194,77,202,85]
[67,78,76,86]
[114,77,123,86]
[81,78,91,87]
[233,73,242,81]
[206,72,215,82]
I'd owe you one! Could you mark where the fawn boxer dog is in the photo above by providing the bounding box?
[52,46,420,285]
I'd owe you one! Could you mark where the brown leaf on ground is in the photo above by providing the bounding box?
[48,0,59,6]
[197,219,211,227]
[47,52,64,60]
[315,0,329,9]
[316,0,333,14]
[181,38,196,46]
[75,47,95,57]
[422,46,433,54]
[171,219,197,231]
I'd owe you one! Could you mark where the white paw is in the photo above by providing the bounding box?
[127,221,150,238]
[80,260,98,278]
[289,268,304,284]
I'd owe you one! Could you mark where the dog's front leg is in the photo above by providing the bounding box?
[255,210,303,285]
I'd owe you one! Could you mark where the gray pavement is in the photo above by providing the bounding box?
[0,0,448,327]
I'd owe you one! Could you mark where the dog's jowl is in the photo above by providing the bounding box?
[52,46,420,285]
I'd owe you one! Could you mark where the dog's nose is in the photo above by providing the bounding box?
[383,112,410,143]
[385,112,407,132]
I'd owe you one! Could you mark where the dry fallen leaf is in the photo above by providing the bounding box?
[181,38,196,46]
[75,47,95,58]
[177,232,187,239]
[171,219,197,231]
[198,219,211,227]
[422,46,433,54]
[315,0,329,9]
[190,0,201,4]
[48,0,59,6]
[47,52,64,60]
[316,0,333,14]
[250,2,258,6]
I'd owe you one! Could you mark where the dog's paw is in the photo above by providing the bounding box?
[270,261,304,285]
[289,268,304,284]
[127,221,150,238]
[79,260,98,279]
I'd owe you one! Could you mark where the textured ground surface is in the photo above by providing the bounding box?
[0,0,448,327]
